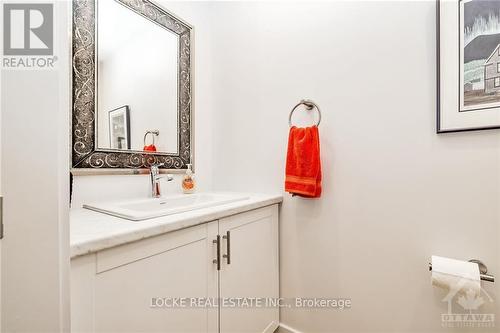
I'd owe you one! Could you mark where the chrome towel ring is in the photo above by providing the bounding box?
[144,130,159,146]
[288,99,322,127]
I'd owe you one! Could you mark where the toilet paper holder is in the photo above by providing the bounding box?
[428,259,495,283]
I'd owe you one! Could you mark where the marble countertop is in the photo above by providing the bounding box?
[70,192,283,258]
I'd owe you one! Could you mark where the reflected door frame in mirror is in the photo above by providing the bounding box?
[72,0,192,172]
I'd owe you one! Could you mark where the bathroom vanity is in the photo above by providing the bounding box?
[70,194,282,333]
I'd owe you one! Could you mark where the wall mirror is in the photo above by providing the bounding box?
[72,0,192,172]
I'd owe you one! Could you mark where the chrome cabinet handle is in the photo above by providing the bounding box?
[0,196,3,239]
[213,235,221,270]
[223,231,231,265]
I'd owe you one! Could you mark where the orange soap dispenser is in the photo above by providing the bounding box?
[182,164,195,194]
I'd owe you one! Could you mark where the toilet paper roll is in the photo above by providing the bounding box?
[431,256,481,295]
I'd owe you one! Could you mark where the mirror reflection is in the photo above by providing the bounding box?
[96,0,179,154]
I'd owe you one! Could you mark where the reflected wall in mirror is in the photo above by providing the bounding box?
[96,0,178,153]
[72,0,192,171]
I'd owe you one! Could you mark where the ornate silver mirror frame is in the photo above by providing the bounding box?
[72,0,193,173]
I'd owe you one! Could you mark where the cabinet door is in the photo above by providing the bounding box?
[88,222,218,333]
[219,205,279,333]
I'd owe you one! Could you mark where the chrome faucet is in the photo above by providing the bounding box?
[149,163,174,198]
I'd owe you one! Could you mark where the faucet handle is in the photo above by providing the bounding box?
[155,174,174,181]
[151,162,164,168]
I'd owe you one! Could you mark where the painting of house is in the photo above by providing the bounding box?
[484,44,500,93]
[461,0,500,111]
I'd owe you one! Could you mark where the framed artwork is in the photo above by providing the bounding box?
[108,105,131,150]
[438,0,500,132]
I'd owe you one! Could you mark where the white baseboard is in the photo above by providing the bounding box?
[263,321,279,333]
[278,323,304,333]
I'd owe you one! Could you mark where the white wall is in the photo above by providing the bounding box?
[1,1,70,331]
[209,1,500,332]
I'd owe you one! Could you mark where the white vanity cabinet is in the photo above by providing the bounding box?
[71,221,219,333]
[219,206,279,333]
[71,204,279,333]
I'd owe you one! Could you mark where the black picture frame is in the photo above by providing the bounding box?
[437,0,500,133]
[108,105,131,150]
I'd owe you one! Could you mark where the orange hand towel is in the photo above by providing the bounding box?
[143,144,157,152]
[285,126,322,198]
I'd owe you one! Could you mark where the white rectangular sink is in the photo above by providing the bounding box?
[83,193,249,221]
